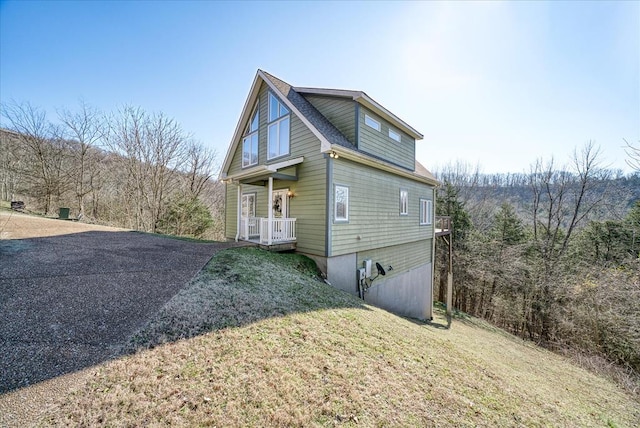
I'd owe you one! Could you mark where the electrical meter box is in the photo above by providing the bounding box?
[363,259,372,278]
[357,268,366,281]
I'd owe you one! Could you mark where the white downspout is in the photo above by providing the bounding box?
[235,183,242,242]
[267,176,273,245]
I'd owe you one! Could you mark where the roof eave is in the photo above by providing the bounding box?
[354,93,424,140]
[325,145,438,187]
[219,72,263,177]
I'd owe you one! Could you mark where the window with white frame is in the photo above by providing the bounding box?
[420,199,433,225]
[334,184,349,222]
[242,106,259,167]
[389,128,401,142]
[364,114,381,131]
[268,93,290,159]
[400,189,408,215]
[241,193,256,218]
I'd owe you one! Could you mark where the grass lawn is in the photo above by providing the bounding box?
[41,247,639,427]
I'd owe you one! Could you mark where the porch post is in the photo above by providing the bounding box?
[235,183,242,242]
[267,176,273,245]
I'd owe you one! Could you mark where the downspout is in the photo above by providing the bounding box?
[267,177,273,245]
[430,187,436,321]
[235,183,242,242]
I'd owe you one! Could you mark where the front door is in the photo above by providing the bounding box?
[272,189,288,218]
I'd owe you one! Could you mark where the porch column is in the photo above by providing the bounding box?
[267,176,273,245]
[235,183,242,242]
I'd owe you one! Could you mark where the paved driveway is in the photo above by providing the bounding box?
[0,212,241,393]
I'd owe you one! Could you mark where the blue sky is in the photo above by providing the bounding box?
[1,0,638,174]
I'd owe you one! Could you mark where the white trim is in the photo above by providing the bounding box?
[334,184,349,222]
[293,86,423,139]
[323,145,439,187]
[389,128,401,142]
[420,199,433,225]
[364,114,381,132]
[221,72,262,176]
[224,157,304,182]
[267,115,290,160]
[242,132,258,168]
[258,71,334,152]
[400,189,408,216]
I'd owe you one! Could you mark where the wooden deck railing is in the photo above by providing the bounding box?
[435,216,452,236]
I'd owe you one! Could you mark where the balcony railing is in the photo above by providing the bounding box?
[435,216,452,236]
[240,217,296,244]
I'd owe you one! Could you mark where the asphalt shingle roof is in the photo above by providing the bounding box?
[261,71,356,150]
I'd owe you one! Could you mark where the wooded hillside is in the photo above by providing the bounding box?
[434,143,640,391]
[0,101,224,239]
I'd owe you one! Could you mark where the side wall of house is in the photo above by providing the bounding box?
[303,95,356,145]
[324,157,435,319]
[357,106,415,170]
[329,158,434,255]
[225,81,327,256]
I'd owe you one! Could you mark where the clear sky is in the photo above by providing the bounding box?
[1,0,638,174]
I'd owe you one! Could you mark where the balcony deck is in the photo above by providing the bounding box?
[435,216,452,237]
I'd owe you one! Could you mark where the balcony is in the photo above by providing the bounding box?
[435,216,452,237]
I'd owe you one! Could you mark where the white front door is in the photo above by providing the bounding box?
[272,189,288,218]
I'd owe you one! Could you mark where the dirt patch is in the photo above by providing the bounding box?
[0,211,127,239]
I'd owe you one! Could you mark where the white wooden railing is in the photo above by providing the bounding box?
[240,217,261,240]
[241,217,297,244]
[260,218,297,244]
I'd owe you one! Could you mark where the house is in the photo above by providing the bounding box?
[220,70,440,320]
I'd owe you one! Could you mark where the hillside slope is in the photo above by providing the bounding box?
[42,248,639,427]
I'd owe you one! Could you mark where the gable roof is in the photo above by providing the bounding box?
[220,70,437,186]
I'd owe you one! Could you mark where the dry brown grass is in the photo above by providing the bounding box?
[39,248,639,427]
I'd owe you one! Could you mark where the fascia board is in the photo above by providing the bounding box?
[219,72,263,177]
[355,94,424,140]
[258,71,333,152]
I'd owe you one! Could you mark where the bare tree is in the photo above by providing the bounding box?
[58,101,105,218]
[0,129,23,201]
[183,140,217,198]
[528,141,608,342]
[0,101,67,214]
[103,106,191,232]
[624,139,640,172]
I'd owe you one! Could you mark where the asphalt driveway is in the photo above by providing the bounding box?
[0,212,243,393]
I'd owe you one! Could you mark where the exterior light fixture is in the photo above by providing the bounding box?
[287,190,295,198]
[329,151,339,159]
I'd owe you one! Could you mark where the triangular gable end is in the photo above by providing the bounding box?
[220,70,333,179]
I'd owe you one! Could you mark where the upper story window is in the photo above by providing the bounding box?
[268,93,290,160]
[242,105,259,167]
[400,189,408,215]
[389,128,401,142]
[364,114,381,131]
[420,199,433,225]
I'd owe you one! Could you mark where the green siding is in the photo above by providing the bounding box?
[358,107,415,170]
[224,81,327,256]
[356,239,433,280]
[330,158,434,256]
[304,95,356,144]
